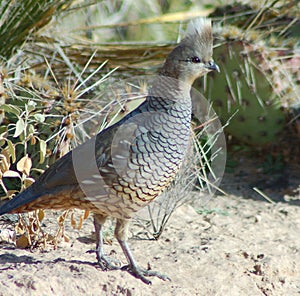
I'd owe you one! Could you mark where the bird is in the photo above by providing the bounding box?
[0,18,219,284]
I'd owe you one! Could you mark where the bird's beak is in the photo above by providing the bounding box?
[205,61,220,72]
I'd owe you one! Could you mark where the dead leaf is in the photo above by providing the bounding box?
[0,153,9,172]
[83,210,90,220]
[30,136,36,145]
[64,234,70,242]
[37,209,45,222]
[70,212,77,229]
[78,215,83,230]
[17,154,32,176]
[39,139,46,164]
[3,170,21,178]
[24,177,35,188]
[16,234,31,248]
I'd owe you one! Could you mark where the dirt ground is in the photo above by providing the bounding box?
[0,159,299,296]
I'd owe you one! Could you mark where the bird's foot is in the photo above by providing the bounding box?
[96,253,121,270]
[121,264,171,285]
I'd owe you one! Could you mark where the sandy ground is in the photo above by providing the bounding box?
[0,163,299,296]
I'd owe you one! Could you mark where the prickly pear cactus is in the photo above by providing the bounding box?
[196,34,287,146]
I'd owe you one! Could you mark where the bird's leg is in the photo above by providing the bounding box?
[93,214,120,270]
[115,218,170,285]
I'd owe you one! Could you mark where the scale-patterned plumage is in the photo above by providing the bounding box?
[0,18,219,284]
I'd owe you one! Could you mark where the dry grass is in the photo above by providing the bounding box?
[0,0,299,247]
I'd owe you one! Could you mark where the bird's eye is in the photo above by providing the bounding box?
[191,56,201,63]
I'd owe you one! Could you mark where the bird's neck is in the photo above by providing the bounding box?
[148,74,192,104]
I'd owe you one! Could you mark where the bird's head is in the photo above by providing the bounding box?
[160,18,219,85]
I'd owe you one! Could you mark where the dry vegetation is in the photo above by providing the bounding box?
[0,0,299,294]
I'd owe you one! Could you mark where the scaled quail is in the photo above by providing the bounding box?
[0,18,219,284]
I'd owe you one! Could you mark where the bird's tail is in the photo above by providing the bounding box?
[0,186,41,215]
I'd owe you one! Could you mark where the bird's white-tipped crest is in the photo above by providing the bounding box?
[186,18,211,38]
[181,17,213,58]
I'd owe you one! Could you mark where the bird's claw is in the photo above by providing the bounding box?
[96,253,121,270]
[121,264,171,285]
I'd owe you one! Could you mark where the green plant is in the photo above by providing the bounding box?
[194,14,300,146]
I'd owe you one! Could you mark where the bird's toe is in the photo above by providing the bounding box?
[96,254,121,271]
[121,264,171,285]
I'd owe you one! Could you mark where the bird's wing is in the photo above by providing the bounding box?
[0,100,150,215]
